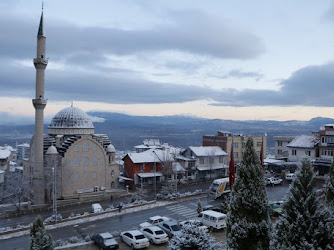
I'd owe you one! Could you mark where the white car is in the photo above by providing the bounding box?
[266,177,283,186]
[139,215,171,228]
[286,173,296,181]
[140,226,169,244]
[179,219,209,233]
[120,230,149,249]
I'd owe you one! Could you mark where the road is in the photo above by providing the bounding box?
[0,178,325,249]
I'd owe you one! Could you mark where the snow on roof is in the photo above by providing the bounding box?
[175,155,194,161]
[172,162,185,172]
[189,146,227,157]
[17,143,30,147]
[287,135,319,149]
[0,150,11,159]
[137,172,163,178]
[126,149,175,164]
[0,145,14,151]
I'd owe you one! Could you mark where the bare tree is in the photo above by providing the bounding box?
[0,172,30,211]
[206,147,218,180]
[153,150,174,186]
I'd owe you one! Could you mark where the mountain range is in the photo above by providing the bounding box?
[1,112,333,152]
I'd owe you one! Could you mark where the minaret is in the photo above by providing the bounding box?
[32,8,48,204]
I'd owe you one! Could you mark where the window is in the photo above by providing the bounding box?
[188,161,195,168]
[83,157,89,166]
[200,158,204,164]
[242,142,246,148]
[209,157,214,164]
[100,158,104,165]
[111,170,115,177]
[83,142,89,152]
[139,165,144,172]
[256,151,260,156]
[257,142,262,147]
[73,157,80,166]
[292,150,297,155]
[305,150,311,156]
[322,149,334,156]
[233,152,238,158]
[277,149,282,155]
[92,171,97,179]
[74,144,79,151]
[93,144,97,151]
[277,141,282,147]
[322,137,334,143]
[233,142,239,148]
[73,172,79,181]
[219,157,223,163]
[92,156,98,166]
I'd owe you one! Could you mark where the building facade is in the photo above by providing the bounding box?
[286,134,319,162]
[273,136,295,159]
[203,131,266,163]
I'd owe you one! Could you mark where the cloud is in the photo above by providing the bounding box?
[211,62,334,107]
[0,10,264,62]
[209,69,264,81]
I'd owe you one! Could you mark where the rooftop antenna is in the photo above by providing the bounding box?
[71,100,73,107]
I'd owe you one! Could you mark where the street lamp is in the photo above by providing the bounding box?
[46,145,58,224]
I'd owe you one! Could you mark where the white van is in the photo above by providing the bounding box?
[91,203,103,213]
[197,210,227,230]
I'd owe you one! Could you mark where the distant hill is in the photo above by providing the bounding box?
[0,112,333,151]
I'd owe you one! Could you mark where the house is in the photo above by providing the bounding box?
[177,146,228,180]
[273,136,295,159]
[287,135,319,162]
[134,139,171,153]
[123,148,184,187]
[203,131,266,163]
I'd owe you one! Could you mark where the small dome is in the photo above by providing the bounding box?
[107,144,116,153]
[46,145,58,155]
[48,107,95,135]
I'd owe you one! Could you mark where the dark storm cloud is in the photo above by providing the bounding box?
[211,62,334,107]
[0,10,264,62]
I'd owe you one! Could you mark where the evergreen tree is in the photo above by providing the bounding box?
[169,223,222,250]
[326,158,334,208]
[30,216,53,250]
[227,138,271,250]
[197,200,203,214]
[271,159,334,249]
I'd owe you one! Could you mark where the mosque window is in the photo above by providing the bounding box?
[73,158,79,167]
[83,142,89,152]
[83,157,89,166]
[93,144,97,151]
[111,181,115,188]
[111,170,115,177]
[75,145,79,151]
[92,156,98,166]
[74,173,79,181]
[93,171,97,179]
[100,158,104,165]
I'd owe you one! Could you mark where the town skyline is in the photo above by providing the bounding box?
[1,0,334,123]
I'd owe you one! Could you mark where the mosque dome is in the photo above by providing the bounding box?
[48,107,95,135]
[46,145,58,155]
[107,144,116,153]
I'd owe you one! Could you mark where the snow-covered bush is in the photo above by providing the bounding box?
[271,159,334,249]
[44,214,62,224]
[326,158,334,207]
[54,239,68,247]
[68,236,80,244]
[84,235,92,242]
[169,223,222,249]
[227,138,271,250]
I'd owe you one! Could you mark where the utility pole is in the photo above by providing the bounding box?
[52,166,57,223]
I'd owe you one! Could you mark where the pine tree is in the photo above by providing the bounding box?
[30,216,53,250]
[227,138,271,250]
[326,158,334,208]
[197,200,203,214]
[169,223,222,250]
[271,159,334,249]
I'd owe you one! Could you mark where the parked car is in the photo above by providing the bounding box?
[93,232,119,250]
[91,203,103,213]
[140,226,169,245]
[120,230,149,249]
[139,215,170,228]
[157,221,182,237]
[268,201,283,217]
[266,177,283,186]
[202,205,214,211]
[179,219,209,233]
[286,173,296,181]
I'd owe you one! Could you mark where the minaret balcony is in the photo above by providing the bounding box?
[33,58,48,68]
[33,98,47,109]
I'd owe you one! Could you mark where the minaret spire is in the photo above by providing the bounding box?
[32,4,48,204]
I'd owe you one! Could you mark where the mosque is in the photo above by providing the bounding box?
[23,10,119,205]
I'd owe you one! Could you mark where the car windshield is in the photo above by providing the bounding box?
[135,235,145,240]
[171,225,181,231]
[155,230,165,235]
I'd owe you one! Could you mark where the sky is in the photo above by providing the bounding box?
[1,0,334,124]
